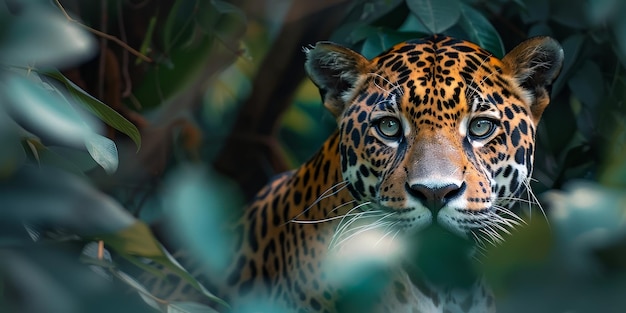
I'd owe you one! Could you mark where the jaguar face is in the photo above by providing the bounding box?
[306,35,563,240]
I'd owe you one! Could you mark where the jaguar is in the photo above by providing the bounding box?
[150,35,563,313]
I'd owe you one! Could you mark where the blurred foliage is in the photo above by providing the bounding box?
[1,0,626,312]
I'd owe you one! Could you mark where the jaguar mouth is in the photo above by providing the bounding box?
[385,203,513,243]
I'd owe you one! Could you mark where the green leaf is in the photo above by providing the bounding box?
[135,15,157,65]
[98,222,164,258]
[458,4,505,58]
[600,119,626,186]
[196,0,246,42]
[353,0,405,24]
[550,0,588,29]
[398,13,431,34]
[567,60,604,109]
[480,216,552,292]
[552,34,585,95]
[406,0,461,34]
[520,0,550,24]
[0,121,25,177]
[360,29,422,59]
[527,22,553,37]
[614,5,626,62]
[98,222,229,309]
[162,0,196,53]
[43,70,141,151]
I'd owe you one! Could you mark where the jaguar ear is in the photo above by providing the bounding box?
[305,42,371,117]
[502,36,564,121]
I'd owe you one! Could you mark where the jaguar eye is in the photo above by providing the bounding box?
[376,117,402,139]
[468,118,496,139]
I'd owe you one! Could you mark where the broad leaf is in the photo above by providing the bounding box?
[587,0,621,25]
[2,74,97,148]
[97,222,164,258]
[168,301,220,313]
[552,34,585,95]
[115,271,162,310]
[84,133,119,174]
[458,4,504,58]
[43,70,141,151]
[0,4,95,68]
[568,60,604,109]
[0,167,135,236]
[360,29,422,59]
[97,222,229,308]
[406,0,461,34]
[520,0,550,24]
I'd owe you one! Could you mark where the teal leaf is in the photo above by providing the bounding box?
[0,4,95,68]
[113,271,161,310]
[2,74,94,148]
[398,13,431,34]
[406,0,461,34]
[168,302,221,313]
[84,133,119,174]
[545,181,626,272]
[587,0,622,25]
[458,4,504,58]
[0,167,136,236]
[162,165,240,274]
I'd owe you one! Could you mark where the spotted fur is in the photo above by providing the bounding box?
[152,35,563,313]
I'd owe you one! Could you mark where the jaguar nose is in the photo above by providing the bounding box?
[406,182,466,212]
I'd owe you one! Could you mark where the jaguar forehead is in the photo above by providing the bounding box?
[367,37,503,125]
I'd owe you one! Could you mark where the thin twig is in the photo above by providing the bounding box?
[54,0,152,63]
[97,240,104,260]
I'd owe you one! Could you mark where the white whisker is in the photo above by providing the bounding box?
[330,211,396,250]
[284,180,350,226]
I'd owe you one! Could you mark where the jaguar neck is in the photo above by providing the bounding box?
[283,131,356,223]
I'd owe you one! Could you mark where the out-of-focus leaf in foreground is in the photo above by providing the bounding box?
[488,181,626,313]
[1,74,100,149]
[98,221,228,308]
[0,166,135,238]
[162,165,241,277]
[0,3,95,68]
[546,181,626,272]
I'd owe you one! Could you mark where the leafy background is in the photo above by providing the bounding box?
[1,0,625,312]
